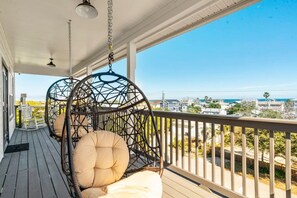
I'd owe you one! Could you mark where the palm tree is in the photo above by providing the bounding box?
[263,92,270,109]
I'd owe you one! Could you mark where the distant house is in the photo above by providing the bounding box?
[180,102,188,112]
[257,100,284,112]
[202,108,227,115]
[149,100,162,109]
[161,99,180,112]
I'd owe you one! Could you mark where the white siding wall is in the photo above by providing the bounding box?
[0,22,15,161]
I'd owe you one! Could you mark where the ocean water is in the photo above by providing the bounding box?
[200,98,292,104]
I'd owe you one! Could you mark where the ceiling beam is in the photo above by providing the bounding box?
[14,64,68,77]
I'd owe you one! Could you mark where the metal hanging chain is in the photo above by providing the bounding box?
[68,19,73,77]
[107,0,114,72]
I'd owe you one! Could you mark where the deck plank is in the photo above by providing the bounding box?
[37,128,70,198]
[162,169,218,198]
[162,183,188,198]
[0,129,19,191]
[28,131,43,198]
[33,129,57,197]
[15,131,28,198]
[1,130,22,198]
[1,152,20,198]
[39,128,70,192]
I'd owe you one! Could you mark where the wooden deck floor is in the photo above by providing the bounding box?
[0,128,218,198]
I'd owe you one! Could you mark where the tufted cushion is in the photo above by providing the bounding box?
[81,188,107,198]
[81,171,162,198]
[53,113,88,137]
[74,131,129,188]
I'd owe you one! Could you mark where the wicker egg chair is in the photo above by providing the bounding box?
[45,77,80,141]
[61,72,163,198]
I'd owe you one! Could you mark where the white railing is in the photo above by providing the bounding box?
[151,111,297,198]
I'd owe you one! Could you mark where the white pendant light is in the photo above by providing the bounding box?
[76,0,98,19]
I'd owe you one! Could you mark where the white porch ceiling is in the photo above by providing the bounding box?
[0,0,259,77]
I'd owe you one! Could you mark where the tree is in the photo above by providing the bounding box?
[259,109,282,119]
[263,92,270,109]
[257,109,282,161]
[227,101,256,116]
[284,99,294,113]
[204,96,212,104]
[187,104,201,113]
[208,102,221,109]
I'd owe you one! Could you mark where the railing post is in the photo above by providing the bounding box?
[285,132,291,198]
[269,130,275,198]
[188,120,192,172]
[242,127,247,196]
[176,119,179,167]
[211,123,215,182]
[230,126,235,191]
[254,128,259,198]
[182,119,185,169]
[203,122,207,179]
[195,121,199,175]
[221,124,225,187]
[15,105,18,127]
[18,106,22,128]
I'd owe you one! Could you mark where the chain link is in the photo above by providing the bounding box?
[68,19,72,77]
[108,0,114,72]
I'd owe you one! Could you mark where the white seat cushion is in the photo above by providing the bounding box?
[81,171,162,198]
[53,113,88,137]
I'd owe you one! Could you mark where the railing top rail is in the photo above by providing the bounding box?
[153,110,297,133]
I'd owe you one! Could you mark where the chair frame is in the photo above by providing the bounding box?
[45,77,80,141]
[62,72,163,197]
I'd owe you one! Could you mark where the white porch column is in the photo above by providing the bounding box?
[127,41,136,82]
[126,41,136,146]
[86,65,92,76]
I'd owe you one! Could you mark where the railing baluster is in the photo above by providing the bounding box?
[285,132,291,198]
[195,121,199,175]
[170,118,173,164]
[176,119,179,167]
[160,117,165,163]
[269,130,275,198]
[188,120,192,172]
[211,123,215,182]
[230,126,235,191]
[203,122,207,179]
[155,116,159,159]
[254,128,259,198]
[221,124,225,187]
[182,119,185,169]
[165,117,168,163]
[242,127,247,196]
[151,117,154,155]
[147,117,150,154]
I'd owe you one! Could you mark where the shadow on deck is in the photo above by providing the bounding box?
[0,128,218,198]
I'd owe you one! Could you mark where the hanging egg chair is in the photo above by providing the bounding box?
[61,71,163,197]
[61,1,163,197]
[45,77,80,141]
[45,20,80,142]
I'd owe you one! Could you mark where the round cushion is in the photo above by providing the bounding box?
[53,113,88,137]
[74,130,129,188]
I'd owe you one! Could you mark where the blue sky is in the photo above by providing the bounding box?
[16,0,297,100]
